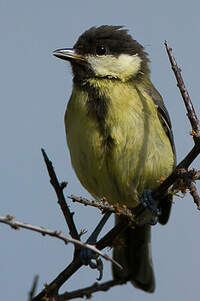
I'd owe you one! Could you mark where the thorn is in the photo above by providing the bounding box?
[60,181,68,189]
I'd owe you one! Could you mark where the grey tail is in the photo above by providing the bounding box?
[112,216,155,293]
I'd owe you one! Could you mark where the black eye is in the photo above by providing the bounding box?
[96,45,107,55]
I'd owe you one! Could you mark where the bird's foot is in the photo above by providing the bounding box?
[79,248,103,280]
[134,190,160,225]
[140,189,160,225]
[79,211,111,280]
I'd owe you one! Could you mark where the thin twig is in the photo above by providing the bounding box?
[42,149,80,241]
[32,258,83,301]
[69,195,133,218]
[0,215,121,268]
[31,150,129,301]
[189,182,200,209]
[57,279,126,300]
[28,275,39,301]
[164,40,200,136]
[150,42,200,201]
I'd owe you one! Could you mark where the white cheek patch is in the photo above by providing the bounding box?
[87,53,142,81]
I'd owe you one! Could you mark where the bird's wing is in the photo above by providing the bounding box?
[145,84,176,224]
[145,85,176,158]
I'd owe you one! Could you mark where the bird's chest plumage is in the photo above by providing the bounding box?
[65,81,174,207]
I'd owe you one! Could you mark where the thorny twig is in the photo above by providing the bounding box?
[57,279,126,300]
[164,40,200,136]
[28,276,39,301]
[41,149,79,242]
[31,149,128,301]
[69,195,133,218]
[0,215,121,267]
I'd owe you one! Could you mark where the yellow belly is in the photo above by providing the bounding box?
[65,80,174,208]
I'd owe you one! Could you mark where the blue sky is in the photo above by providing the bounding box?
[1,1,200,300]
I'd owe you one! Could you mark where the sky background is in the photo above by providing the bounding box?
[1,1,200,300]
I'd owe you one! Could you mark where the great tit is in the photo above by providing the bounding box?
[53,25,176,293]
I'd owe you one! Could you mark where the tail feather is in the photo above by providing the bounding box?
[112,216,155,293]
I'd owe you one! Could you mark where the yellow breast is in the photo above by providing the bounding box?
[65,79,174,208]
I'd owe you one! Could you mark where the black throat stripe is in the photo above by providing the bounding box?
[84,82,108,131]
[82,82,115,152]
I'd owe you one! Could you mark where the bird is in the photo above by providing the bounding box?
[53,25,176,293]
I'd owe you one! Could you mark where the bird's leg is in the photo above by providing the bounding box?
[87,211,112,244]
[79,211,111,280]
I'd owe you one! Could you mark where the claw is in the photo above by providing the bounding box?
[88,258,103,280]
[79,248,97,265]
[141,189,160,215]
[78,212,111,279]
[136,189,160,225]
[95,258,103,281]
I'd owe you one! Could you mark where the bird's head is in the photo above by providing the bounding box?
[53,25,150,83]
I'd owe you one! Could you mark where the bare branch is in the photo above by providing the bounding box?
[164,40,200,136]
[41,149,79,241]
[69,195,134,219]
[149,42,200,202]
[31,217,129,300]
[57,279,126,300]
[32,258,83,301]
[189,183,200,209]
[0,215,121,268]
[28,276,39,301]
